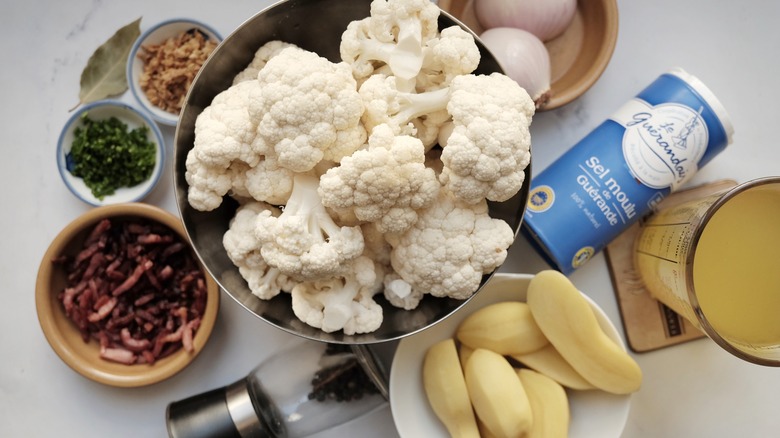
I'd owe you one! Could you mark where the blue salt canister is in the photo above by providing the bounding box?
[522,68,734,275]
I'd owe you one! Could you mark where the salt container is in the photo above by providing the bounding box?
[522,68,734,275]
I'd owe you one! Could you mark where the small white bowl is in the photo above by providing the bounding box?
[127,18,222,126]
[57,100,165,206]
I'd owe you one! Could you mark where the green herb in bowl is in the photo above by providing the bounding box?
[67,113,157,199]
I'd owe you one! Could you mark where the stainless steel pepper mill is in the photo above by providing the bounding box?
[166,341,390,438]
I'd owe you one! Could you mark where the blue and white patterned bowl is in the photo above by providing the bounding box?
[57,100,165,206]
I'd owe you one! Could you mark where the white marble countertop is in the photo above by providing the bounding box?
[3,0,780,436]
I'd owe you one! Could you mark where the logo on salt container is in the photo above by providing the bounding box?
[572,246,595,269]
[528,185,555,213]
[617,101,709,190]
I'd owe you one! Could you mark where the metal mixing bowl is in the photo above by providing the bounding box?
[173,0,530,344]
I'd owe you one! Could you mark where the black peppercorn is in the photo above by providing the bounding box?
[308,344,380,402]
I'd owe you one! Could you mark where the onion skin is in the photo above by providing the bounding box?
[479,27,551,109]
[475,0,577,42]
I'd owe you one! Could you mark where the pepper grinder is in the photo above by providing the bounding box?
[166,341,390,438]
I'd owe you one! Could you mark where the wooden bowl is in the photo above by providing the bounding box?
[439,0,619,110]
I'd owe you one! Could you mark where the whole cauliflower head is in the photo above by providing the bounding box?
[255,47,367,173]
[386,189,515,300]
[318,123,440,233]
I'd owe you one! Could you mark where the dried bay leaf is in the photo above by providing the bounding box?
[73,17,141,109]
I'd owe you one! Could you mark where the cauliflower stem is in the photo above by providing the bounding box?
[256,172,365,282]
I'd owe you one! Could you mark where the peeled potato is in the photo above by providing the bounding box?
[464,348,533,438]
[527,270,642,394]
[458,343,475,369]
[517,368,570,438]
[423,339,480,438]
[457,301,548,355]
[511,344,595,390]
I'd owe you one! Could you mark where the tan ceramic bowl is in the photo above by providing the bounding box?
[36,203,220,387]
[439,0,619,110]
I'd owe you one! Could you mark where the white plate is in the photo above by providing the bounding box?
[390,272,632,438]
[57,100,165,206]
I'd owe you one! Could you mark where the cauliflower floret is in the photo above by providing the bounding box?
[439,73,534,204]
[418,25,481,90]
[254,47,367,173]
[185,152,233,211]
[361,223,392,268]
[185,81,270,211]
[354,23,480,148]
[243,153,294,206]
[191,80,266,168]
[232,40,299,84]
[359,74,451,149]
[386,189,515,300]
[291,256,382,334]
[383,272,423,310]
[224,161,252,200]
[361,72,533,204]
[223,202,297,299]
[256,172,365,281]
[340,0,440,91]
[186,153,292,210]
[318,124,440,233]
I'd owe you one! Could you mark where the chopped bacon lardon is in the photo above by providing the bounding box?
[111,259,153,296]
[54,218,208,365]
[100,346,137,365]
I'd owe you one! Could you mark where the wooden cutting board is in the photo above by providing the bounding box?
[604,179,738,353]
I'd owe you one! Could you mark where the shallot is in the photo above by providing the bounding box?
[475,0,577,42]
[479,27,552,109]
